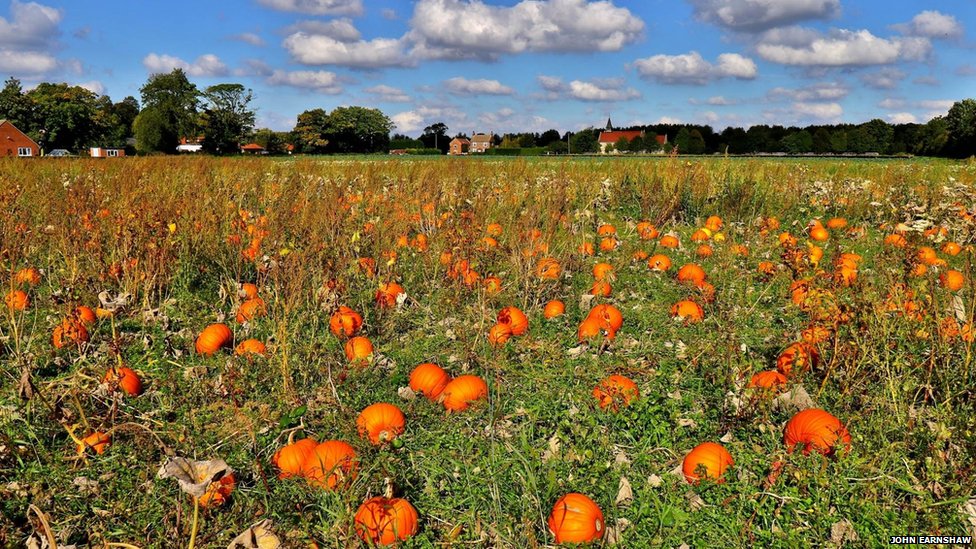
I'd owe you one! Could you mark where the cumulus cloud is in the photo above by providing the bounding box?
[537,75,640,102]
[407,0,643,60]
[391,111,424,133]
[364,84,411,102]
[886,112,917,124]
[860,68,906,90]
[76,80,104,95]
[792,101,842,119]
[0,49,57,74]
[283,32,412,68]
[632,51,757,85]
[229,32,265,46]
[879,99,954,122]
[896,11,963,40]
[282,19,361,42]
[757,27,931,66]
[444,77,514,96]
[0,0,62,49]
[257,0,362,16]
[688,0,839,32]
[143,53,229,77]
[391,105,468,133]
[266,69,344,93]
[768,82,847,102]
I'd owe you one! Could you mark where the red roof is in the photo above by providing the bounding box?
[598,130,643,143]
[241,143,265,151]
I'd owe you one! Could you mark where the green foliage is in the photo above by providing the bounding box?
[323,106,393,154]
[293,108,330,154]
[133,107,173,154]
[138,69,200,152]
[569,128,598,153]
[199,83,255,155]
[946,99,976,157]
[782,130,813,154]
[252,128,290,155]
[25,83,105,152]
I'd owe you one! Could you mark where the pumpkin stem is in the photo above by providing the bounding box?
[383,476,393,499]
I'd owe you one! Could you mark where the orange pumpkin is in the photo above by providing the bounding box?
[273,438,317,479]
[939,269,965,292]
[682,442,733,484]
[235,338,267,357]
[543,300,566,319]
[5,290,28,311]
[597,224,616,236]
[636,221,659,240]
[598,237,617,252]
[357,403,406,445]
[776,342,819,376]
[670,300,704,323]
[883,233,908,248]
[748,371,787,393]
[577,317,604,342]
[102,366,143,396]
[826,217,847,230]
[354,496,419,546]
[690,228,711,242]
[695,244,713,258]
[486,222,503,236]
[497,306,528,336]
[74,306,97,326]
[329,306,364,338]
[344,336,374,364]
[536,257,562,280]
[589,280,612,297]
[76,431,111,455]
[195,323,232,355]
[409,363,451,400]
[783,408,851,456]
[647,254,672,272]
[199,473,236,508]
[592,375,639,411]
[240,282,259,299]
[441,375,488,412]
[301,440,358,489]
[587,304,623,334]
[578,242,595,256]
[659,235,680,248]
[483,276,503,294]
[375,282,405,308]
[942,242,962,256]
[676,264,706,286]
[547,493,604,544]
[592,262,615,281]
[14,267,41,286]
[53,319,90,349]
[488,323,513,346]
[808,225,829,242]
[236,297,267,324]
[704,215,723,232]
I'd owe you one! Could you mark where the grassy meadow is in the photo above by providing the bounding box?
[1,155,976,547]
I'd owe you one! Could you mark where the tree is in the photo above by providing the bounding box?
[252,128,289,155]
[390,134,423,149]
[627,135,645,153]
[133,107,171,154]
[0,77,34,131]
[420,122,449,153]
[26,83,103,152]
[293,108,330,154]
[686,129,706,154]
[781,130,813,154]
[538,129,562,147]
[324,106,393,153]
[199,83,255,155]
[569,128,598,153]
[614,136,630,153]
[139,69,200,152]
[812,128,832,154]
[946,99,976,157]
[914,117,949,156]
[547,140,568,154]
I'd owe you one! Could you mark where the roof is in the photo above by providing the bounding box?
[0,119,40,147]
[450,137,470,144]
[598,130,643,143]
[471,133,492,144]
[241,143,265,151]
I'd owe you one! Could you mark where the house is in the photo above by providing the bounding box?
[0,120,39,157]
[389,149,407,156]
[240,143,266,154]
[90,147,125,158]
[448,137,470,156]
[597,117,667,154]
[469,132,493,153]
[177,136,204,153]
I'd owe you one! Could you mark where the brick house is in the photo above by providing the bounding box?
[469,133,493,153]
[448,137,470,155]
[0,120,39,157]
[90,147,126,158]
[597,117,668,154]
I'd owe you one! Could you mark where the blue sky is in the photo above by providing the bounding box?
[1,0,974,135]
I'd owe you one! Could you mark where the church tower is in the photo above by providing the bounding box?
[605,117,613,131]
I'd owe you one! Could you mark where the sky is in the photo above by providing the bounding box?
[1,0,974,136]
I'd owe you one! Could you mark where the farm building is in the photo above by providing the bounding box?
[0,119,39,157]
[240,143,266,154]
[448,137,470,155]
[90,147,126,158]
[598,118,667,154]
[469,133,494,153]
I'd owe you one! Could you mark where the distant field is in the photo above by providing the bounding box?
[1,156,975,547]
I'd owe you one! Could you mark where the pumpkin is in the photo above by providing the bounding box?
[483,276,503,294]
[14,267,41,286]
[676,264,706,286]
[441,375,488,412]
[497,306,528,336]
[757,261,776,277]
[916,246,939,266]
[345,336,374,364]
[783,408,851,456]
[682,442,733,484]
[5,290,28,311]
[543,300,566,319]
[690,228,711,242]
[647,254,672,272]
[357,403,406,445]
[587,304,623,333]
[375,282,405,308]
[195,323,232,355]
[578,242,595,256]
[748,371,787,392]
[826,217,847,230]
[53,319,90,349]
[235,297,266,324]
[329,306,364,338]
[301,440,358,489]
[588,280,612,297]
[74,306,97,325]
[598,237,617,252]
[592,375,639,411]
[636,221,659,240]
[103,366,143,396]
[696,244,713,258]
[883,233,908,248]
[77,431,111,455]
[273,438,317,479]
[235,338,267,357]
[240,282,259,299]
[776,342,819,376]
[199,473,236,508]
[577,317,603,342]
[547,493,604,544]
[942,242,962,256]
[659,235,680,248]
[358,257,377,278]
[670,300,704,323]
[808,225,829,242]
[592,262,615,281]
[596,224,616,237]
[778,232,797,247]
[486,222,503,236]
[409,363,451,400]
[631,250,649,261]
[704,215,723,232]
[834,266,857,286]
[732,244,750,257]
[801,325,832,344]
[354,497,420,546]
[536,257,562,280]
[940,269,965,292]
[488,323,513,346]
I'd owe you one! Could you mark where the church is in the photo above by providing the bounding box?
[597,118,667,154]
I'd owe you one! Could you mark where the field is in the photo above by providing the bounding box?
[2,155,976,548]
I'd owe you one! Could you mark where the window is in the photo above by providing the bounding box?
[17,147,32,157]
[107,149,119,157]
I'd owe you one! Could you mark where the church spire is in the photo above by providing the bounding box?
[605,116,613,131]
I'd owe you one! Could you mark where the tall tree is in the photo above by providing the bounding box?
[420,122,449,153]
[915,117,949,156]
[199,83,255,155]
[569,128,598,153]
[946,99,976,158]
[138,69,200,152]
[324,106,393,153]
[0,77,34,130]
[292,108,330,154]
[26,83,103,152]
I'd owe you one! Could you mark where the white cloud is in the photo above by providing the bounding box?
[860,68,906,90]
[757,28,931,66]
[143,53,229,77]
[632,51,757,85]
[708,96,735,105]
[537,75,639,102]
[407,0,643,60]
[878,98,905,109]
[657,116,683,124]
[688,0,839,32]
[229,32,265,46]
[283,32,411,68]
[768,82,848,101]
[283,19,361,42]
[899,11,963,40]
[391,111,424,133]
[365,84,411,102]
[257,0,362,16]
[266,70,344,93]
[0,0,62,49]
[701,111,719,123]
[76,80,104,95]
[444,77,514,96]
[0,49,57,74]
[792,101,842,119]
[918,99,954,111]
[887,112,917,124]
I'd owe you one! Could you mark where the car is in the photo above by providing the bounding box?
[47,149,72,157]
